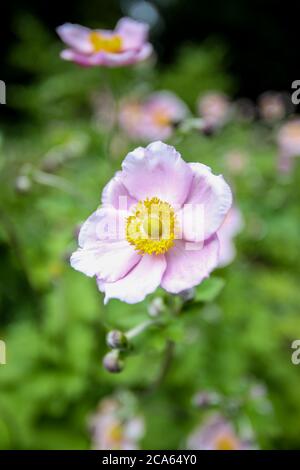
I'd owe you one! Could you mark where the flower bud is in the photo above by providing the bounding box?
[15,175,31,193]
[178,288,195,302]
[106,330,128,351]
[193,391,220,408]
[148,297,165,317]
[102,350,124,373]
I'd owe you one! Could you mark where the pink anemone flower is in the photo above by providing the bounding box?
[187,414,254,450]
[277,119,300,173]
[57,17,153,67]
[197,92,231,131]
[217,206,244,267]
[89,398,144,450]
[70,141,232,304]
[119,91,188,141]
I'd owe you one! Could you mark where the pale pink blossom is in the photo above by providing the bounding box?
[57,18,153,67]
[224,150,248,175]
[258,91,286,122]
[277,119,300,173]
[187,414,253,450]
[197,92,231,131]
[89,398,144,450]
[119,91,188,141]
[217,207,244,267]
[70,141,232,304]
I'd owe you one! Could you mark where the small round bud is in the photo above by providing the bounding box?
[178,288,195,302]
[148,297,165,317]
[102,350,124,373]
[106,330,128,351]
[15,175,31,193]
[193,391,220,408]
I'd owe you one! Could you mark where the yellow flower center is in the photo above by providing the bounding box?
[107,422,124,449]
[89,32,123,53]
[153,110,171,127]
[215,433,239,450]
[126,197,176,255]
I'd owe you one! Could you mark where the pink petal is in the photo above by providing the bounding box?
[145,91,188,123]
[60,44,152,67]
[60,49,96,66]
[116,17,149,50]
[57,23,93,54]
[179,163,232,241]
[120,141,194,206]
[101,171,137,209]
[161,235,219,293]
[217,207,243,267]
[78,207,128,248]
[98,254,166,304]
[70,240,140,281]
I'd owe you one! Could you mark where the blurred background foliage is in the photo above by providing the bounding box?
[0,2,300,451]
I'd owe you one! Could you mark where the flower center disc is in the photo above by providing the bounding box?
[215,434,239,451]
[89,32,123,53]
[153,110,171,127]
[126,197,176,255]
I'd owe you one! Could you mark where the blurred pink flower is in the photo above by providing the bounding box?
[70,141,232,304]
[197,92,231,131]
[258,92,286,122]
[57,17,153,67]
[119,91,188,141]
[277,119,300,173]
[224,150,248,175]
[217,206,244,267]
[187,414,253,450]
[89,398,144,450]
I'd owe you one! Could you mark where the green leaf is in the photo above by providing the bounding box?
[194,277,225,303]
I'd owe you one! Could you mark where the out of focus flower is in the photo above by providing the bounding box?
[224,150,248,175]
[197,92,231,131]
[119,91,188,141]
[217,207,244,267]
[187,415,253,450]
[258,92,286,122]
[277,119,300,172]
[89,398,144,450]
[57,18,153,67]
[70,141,232,304]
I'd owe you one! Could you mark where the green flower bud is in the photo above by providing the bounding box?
[106,330,128,351]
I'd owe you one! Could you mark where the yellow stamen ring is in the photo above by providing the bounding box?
[89,32,123,53]
[126,197,176,255]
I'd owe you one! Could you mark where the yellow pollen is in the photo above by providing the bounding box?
[215,434,239,451]
[89,32,123,53]
[153,110,171,127]
[143,216,163,239]
[126,197,176,255]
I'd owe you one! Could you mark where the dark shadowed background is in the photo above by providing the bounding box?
[1,0,299,98]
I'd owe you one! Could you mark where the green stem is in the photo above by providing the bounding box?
[126,319,160,340]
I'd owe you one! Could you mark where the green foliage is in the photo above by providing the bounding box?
[1,17,300,450]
